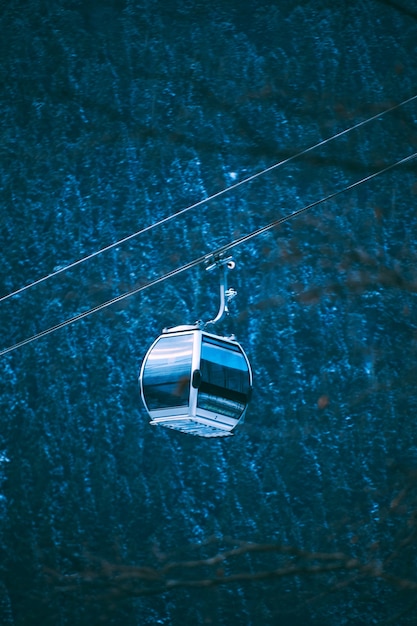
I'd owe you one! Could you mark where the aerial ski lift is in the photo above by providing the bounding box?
[139,255,253,438]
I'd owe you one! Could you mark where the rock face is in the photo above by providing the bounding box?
[0,1,416,624]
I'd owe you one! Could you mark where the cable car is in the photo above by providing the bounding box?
[139,256,253,437]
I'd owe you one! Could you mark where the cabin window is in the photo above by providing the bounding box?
[142,334,193,410]
[197,336,250,419]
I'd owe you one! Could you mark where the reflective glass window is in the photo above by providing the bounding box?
[142,334,193,410]
[197,336,251,419]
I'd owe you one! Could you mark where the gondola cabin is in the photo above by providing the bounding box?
[139,325,252,437]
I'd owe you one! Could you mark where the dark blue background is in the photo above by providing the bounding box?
[1,1,417,624]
